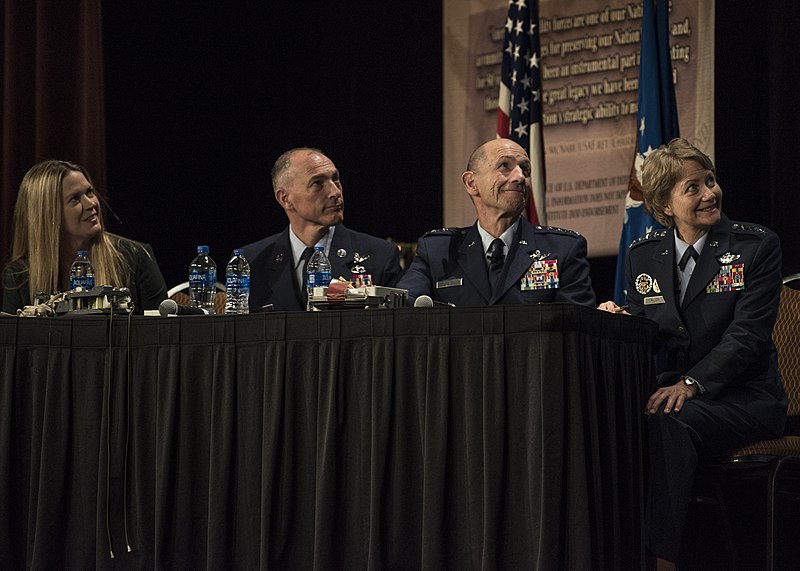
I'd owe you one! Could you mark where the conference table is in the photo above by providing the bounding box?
[0,304,657,570]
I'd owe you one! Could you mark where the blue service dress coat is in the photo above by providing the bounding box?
[625,213,787,561]
[396,218,596,307]
[240,224,403,312]
[626,213,787,434]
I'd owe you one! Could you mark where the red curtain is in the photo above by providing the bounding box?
[0,0,105,276]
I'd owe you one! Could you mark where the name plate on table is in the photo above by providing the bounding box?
[308,285,408,311]
[15,286,134,317]
[56,286,134,315]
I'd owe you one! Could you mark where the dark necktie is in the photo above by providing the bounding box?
[299,246,315,304]
[678,245,699,271]
[486,238,505,294]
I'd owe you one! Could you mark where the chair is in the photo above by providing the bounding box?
[386,238,418,270]
[783,272,800,290]
[167,281,227,316]
[689,282,800,568]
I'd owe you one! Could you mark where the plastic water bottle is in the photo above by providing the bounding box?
[305,246,332,301]
[69,250,95,291]
[189,245,217,314]
[224,249,250,315]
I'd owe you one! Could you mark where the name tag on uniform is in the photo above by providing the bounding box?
[706,263,745,293]
[520,259,560,291]
[436,278,463,289]
[644,295,666,305]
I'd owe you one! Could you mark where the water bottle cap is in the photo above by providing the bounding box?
[197,245,209,253]
[233,249,244,255]
[314,246,324,251]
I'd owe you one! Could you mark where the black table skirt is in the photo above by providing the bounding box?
[0,304,657,570]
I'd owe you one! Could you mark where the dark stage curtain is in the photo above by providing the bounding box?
[0,305,656,570]
[0,0,106,274]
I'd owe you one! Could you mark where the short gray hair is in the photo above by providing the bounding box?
[270,147,325,191]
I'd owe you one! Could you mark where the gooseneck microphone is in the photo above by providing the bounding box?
[158,299,208,316]
[413,295,456,308]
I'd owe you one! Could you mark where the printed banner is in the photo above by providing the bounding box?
[443,0,714,257]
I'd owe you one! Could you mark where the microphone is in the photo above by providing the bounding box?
[413,295,455,308]
[158,298,208,316]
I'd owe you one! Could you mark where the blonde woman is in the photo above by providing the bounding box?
[599,139,786,565]
[2,160,167,314]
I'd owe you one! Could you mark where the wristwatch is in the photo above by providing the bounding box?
[681,375,699,393]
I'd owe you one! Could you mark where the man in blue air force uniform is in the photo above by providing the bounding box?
[240,147,402,312]
[397,138,595,307]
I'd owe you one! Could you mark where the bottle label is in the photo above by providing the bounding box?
[190,269,216,288]
[226,275,250,291]
[189,270,203,288]
[70,275,95,290]
[307,271,332,289]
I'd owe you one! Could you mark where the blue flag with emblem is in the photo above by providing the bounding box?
[613,0,679,305]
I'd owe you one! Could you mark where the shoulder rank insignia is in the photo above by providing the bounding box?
[534,225,581,237]
[423,227,467,238]
[730,222,767,234]
[717,252,740,264]
[629,229,667,249]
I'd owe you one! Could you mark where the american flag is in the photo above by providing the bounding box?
[613,0,679,304]
[497,0,546,225]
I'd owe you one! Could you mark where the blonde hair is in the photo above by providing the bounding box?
[641,138,716,227]
[8,160,128,296]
